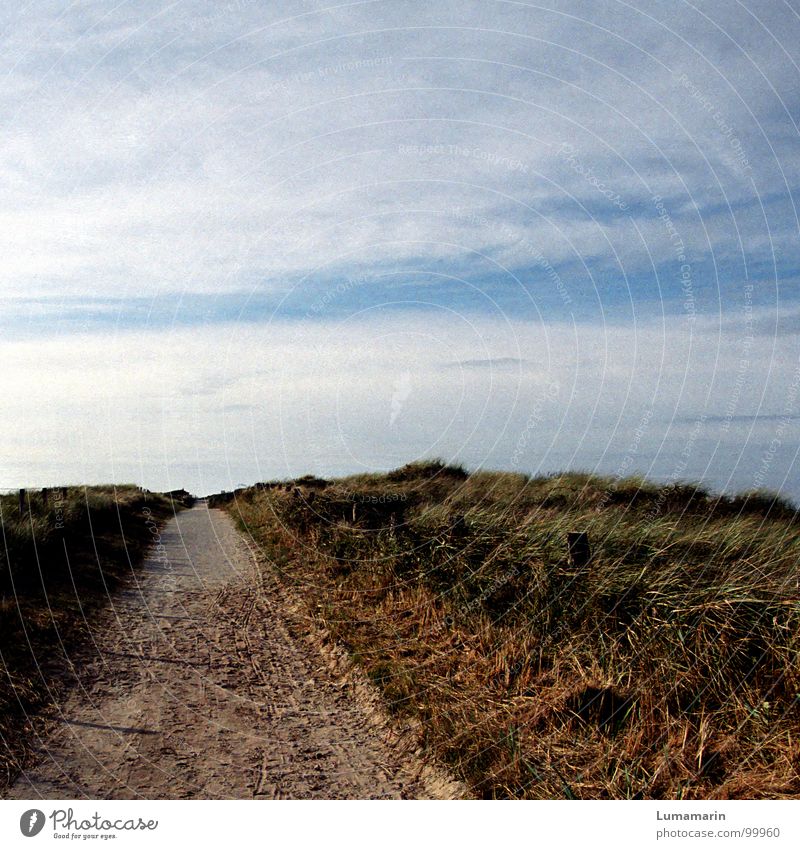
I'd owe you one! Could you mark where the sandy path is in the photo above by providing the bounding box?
[5,505,460,799]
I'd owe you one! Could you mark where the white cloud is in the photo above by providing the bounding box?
[0,1,797,299]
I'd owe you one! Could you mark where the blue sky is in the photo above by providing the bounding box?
[1,1,799,497]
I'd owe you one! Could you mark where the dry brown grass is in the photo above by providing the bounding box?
[221,462,800,799]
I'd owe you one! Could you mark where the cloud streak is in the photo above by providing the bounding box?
[0,1,797,311]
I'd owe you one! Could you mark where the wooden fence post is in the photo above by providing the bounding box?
[19,489,26,514]
[41,488,49,506]
[567,531,592,568]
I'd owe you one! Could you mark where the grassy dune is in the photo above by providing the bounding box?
[0,485,178,786]
[222,462,800,799]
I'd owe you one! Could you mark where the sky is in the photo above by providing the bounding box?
[1,0,799,498]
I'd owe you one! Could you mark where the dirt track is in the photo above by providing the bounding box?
[5,505,462,799]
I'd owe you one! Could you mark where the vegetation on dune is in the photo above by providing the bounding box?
[0,485,179,787]
[223,462,800,799]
